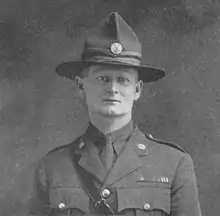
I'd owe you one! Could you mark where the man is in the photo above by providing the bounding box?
[29,12,202,216]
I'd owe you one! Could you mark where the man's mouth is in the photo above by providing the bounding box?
[103,99,120,102]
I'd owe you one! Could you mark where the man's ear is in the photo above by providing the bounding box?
[134,80,143,101]
[75,76,84,90]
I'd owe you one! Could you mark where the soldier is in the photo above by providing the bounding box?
[29,12,202,216]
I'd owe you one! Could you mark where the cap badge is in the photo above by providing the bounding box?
[110,42,123,54]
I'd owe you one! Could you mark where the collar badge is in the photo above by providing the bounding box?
[79,141,85,149]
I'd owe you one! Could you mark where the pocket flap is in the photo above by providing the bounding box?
[117,186,170,214]
[49,186,90,212]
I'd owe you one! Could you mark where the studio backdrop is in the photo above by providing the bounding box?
[0,1,219,215]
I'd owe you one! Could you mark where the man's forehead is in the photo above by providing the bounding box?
[86,65,138,75]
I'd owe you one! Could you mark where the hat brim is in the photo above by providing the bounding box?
[55,61,165,83]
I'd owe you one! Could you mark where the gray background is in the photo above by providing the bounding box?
[0,0,219,215]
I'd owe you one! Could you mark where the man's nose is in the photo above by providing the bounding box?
[107,80,119,93]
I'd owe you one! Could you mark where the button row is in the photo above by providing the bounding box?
[58,199,151,211]
[58,201,150,210]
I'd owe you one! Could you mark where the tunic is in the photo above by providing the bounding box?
[29,122,202,216]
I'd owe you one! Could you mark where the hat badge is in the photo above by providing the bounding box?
[110,42,123,55]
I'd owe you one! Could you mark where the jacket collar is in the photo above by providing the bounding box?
[74,125,149,184]
[85,120,134,147]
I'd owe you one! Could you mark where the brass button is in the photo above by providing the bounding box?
[144,202,151,210]
[101,188,111,198]
[148,134,153,139]
[58,202,66,209]
[139,176,145,181]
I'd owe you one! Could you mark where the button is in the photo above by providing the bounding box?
[137,144,146,150]
[144,202,151,210]
[148,134,153,139]
[79,141,84,149]
[58,202,66,209]
[101,188,111,198]
[139,176,145,181]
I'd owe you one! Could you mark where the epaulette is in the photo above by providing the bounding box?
[46,136,83,156]
[146,133,186,153]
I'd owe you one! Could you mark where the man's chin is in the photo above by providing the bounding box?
[97,109,125,117]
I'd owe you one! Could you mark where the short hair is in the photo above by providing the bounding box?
[81,66,90,78]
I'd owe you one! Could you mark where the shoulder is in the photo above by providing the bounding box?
[34,137,83,184]
[39,136,82,166]
[145,133,186,154]
[135,129,195,185]
[49,136,82,154]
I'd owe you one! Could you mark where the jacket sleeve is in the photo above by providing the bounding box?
[29,161,50,216]
[170,153,202,216]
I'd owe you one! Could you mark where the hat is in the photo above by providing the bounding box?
[55,12,165,83]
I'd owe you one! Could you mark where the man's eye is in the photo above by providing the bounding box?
[97,76,109,81]
[118,77,129,83]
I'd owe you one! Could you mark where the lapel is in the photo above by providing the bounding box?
[104,126,149,187]
[76,137,106,183]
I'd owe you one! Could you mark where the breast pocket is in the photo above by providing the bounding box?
[49,186,90,216]
[117,183,171,216]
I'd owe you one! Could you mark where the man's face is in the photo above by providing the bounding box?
[76,65,143,117]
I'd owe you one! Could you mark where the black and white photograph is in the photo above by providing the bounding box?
[0,1,219,215]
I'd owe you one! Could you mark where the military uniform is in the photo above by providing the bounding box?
[29,121,201,216]
[29,12,202,216]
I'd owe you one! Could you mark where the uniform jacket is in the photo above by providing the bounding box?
[29,125,202,216]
